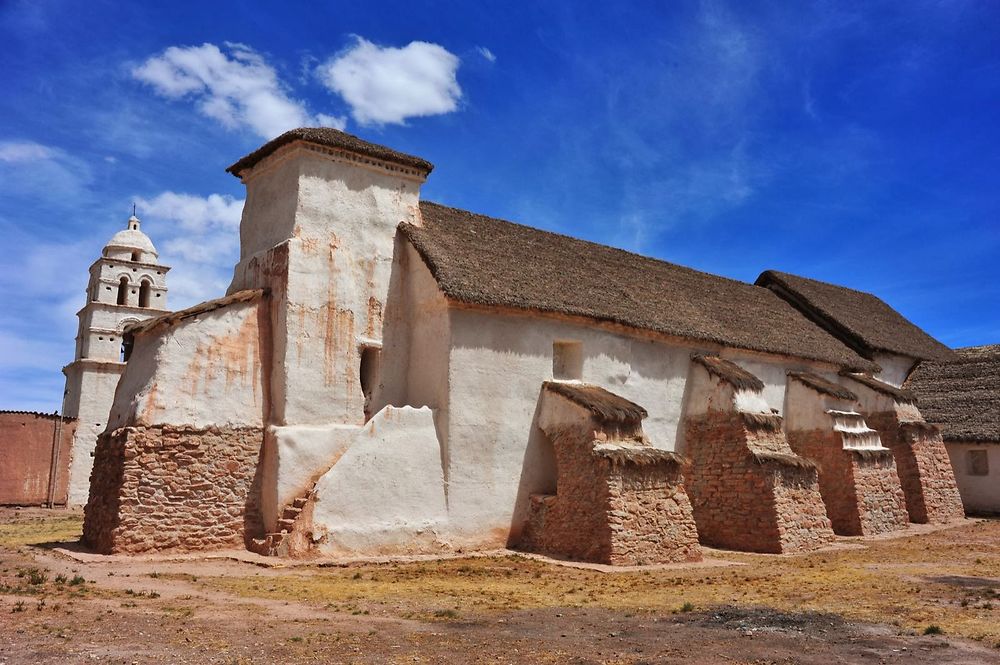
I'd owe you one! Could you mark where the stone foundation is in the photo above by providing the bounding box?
[867,413,965,523]
[520,431,699,565]
[83,425,265,554]
[787,430,908,536]
[685,411,833,553]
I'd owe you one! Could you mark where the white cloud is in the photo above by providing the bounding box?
[0,140,56,162]
[319,37,462,125]
[133,42,345,139]
[476,46,497,63]
[136,191,243,233]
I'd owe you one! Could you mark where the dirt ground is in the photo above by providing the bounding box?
[2,509,1000,664]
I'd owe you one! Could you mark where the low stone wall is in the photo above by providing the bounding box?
[520,428,699,565]
[685,411,833,553]
[788,430,908,536]
[0,412,76,506]
[868,413,965,524]
[83,425,265,554]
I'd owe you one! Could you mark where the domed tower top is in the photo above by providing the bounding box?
[104,214,158,263]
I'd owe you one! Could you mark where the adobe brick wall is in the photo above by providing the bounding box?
[0,412,77,506]
[519,427,699,565]
[787,430,908,536]
[685,411,833,553]
[867,412,965,524]
[83,425,265,554]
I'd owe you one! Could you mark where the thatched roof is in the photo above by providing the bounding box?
[788,371,858,401]
[691,355,765,392]
[750,451,818,471]
[756,270,954,363]
[543,381,647,425]
[905,345,1000,443]
[403,203,876,371]
[226,127,434,177]
[741,412,784,431]
[127,289,266,336]
[592,442,686,467]
[841,372,916,404]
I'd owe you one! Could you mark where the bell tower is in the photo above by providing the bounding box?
[62,213,170,504]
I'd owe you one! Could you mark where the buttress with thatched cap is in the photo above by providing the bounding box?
[104,214,158,261]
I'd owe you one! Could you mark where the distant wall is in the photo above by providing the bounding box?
[946,441,1000,515]
[0,412,77,506]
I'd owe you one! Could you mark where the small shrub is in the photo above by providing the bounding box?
[68,575,85,586]
[289,636,303,643]
[25,568,47,585]
[433,609,460,619]
[149,571,160,579]
[351,572,363,580]
[12,601,26,613]
[924,625,943,635]
[680,602,695,613]
[54,574,67,585]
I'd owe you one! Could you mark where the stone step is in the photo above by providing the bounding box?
[282,505,302,520]
[293,496,309,509]
[277,518,296,531]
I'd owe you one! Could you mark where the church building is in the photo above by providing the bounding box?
[80,128,965,563]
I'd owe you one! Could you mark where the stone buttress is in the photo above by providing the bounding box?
[842,373,965,523]
[682,356,833,553]
[519,382,700,565]
[784,372,908,536]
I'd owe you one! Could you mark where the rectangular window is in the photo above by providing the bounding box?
[552,340,583,381]
[968,449,989,476]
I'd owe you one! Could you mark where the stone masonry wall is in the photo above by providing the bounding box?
[520,427,613,563]
[606,462,700,565]
[867,412,965,524]
[788,430,908,536]
[685,411,832,553]
[83,425,265,554]
[519,426,700,565]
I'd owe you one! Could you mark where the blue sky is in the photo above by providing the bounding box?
[1,1,997,412]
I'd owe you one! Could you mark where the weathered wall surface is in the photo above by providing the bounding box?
[229,145,425,428]
[946,442,1000,514]
[106,298,267,431]
[0,412,76,505]
[310,406,448,555]
[83,425,264,553]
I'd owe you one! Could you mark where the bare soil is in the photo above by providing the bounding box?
[2,508,1000,664]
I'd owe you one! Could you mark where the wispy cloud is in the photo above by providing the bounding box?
[476,46,497,63]
[133,42,346,139]
[318,37,462,125]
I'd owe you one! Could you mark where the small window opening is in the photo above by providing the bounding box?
[359,346,381,422]
[138,280,151,308]
[116,276,128,305]
[131,251,140,262]
[968,449,989,476]
[552,340,583,380]
[121,335,134,362]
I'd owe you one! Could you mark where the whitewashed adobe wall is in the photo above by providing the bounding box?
[439,302,842,543]
[945,442,1000,514]
[105,299,266,431]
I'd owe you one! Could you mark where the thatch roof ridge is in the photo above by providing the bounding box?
[756,270,954,363]
[592,443,687,467]
[0,410,73,420]
[226,127,434,177]
[692,355,765,392]
[788,371,858,401]
[405,202,876,372]
[543,381,648,425]
[905,344,1000,443]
